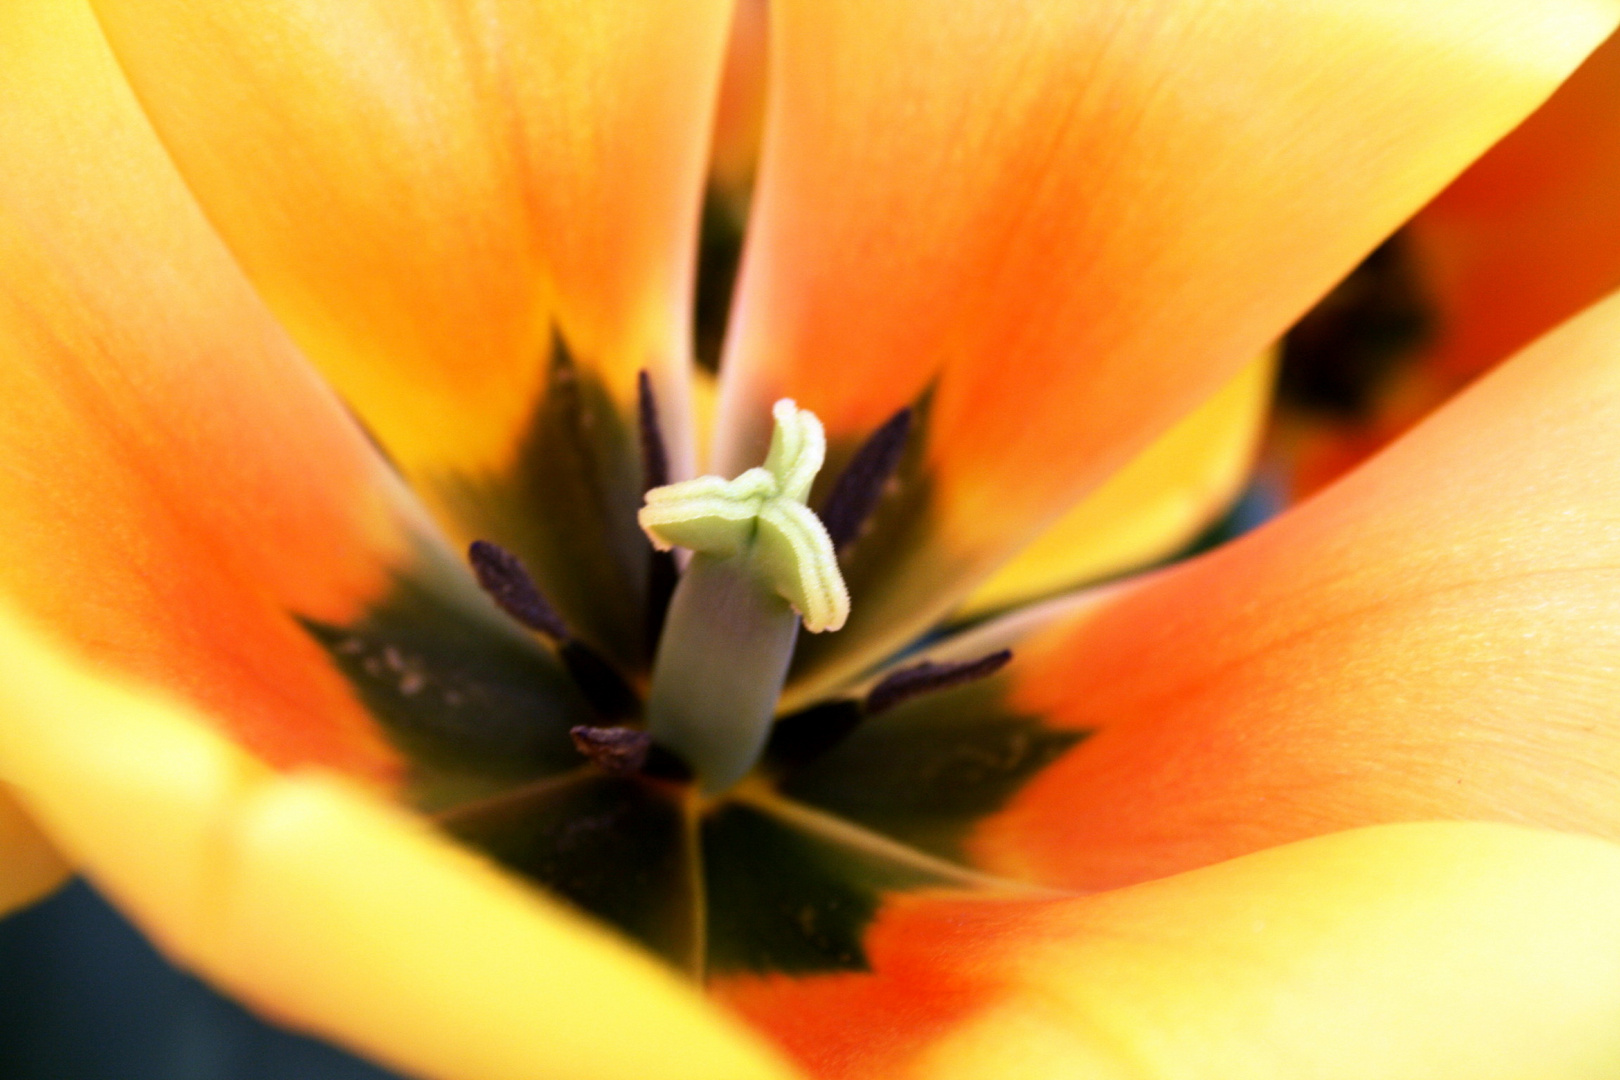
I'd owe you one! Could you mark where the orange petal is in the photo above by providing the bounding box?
[0,605,799,1080]
[89,0,734,484]
[972,286,1620,890]
[1411,29,1620,386]
[720,0,1619,697]
[0,0,421,777]
[717,823,1620,1079]
[0,785,69,915]
[960,349,1274,618]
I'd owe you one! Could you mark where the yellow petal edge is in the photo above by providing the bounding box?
[0,604,798,1080]
[962,349,1275,617]
[914,822,1620,1080]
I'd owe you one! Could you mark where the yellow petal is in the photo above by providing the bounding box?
[913,824,1620,1080]
[0,785,69,916]
[0,604,798,1080]
[717,823,1620,1079]
[961,349,1274,617]
[89,0,734,483]
[723,0,1620,699]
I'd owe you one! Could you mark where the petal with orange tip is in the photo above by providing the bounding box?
[960,349,1274,619]
[717,823,1620,1080]
[88,0,728,485]
[721,0,1620,700]
[1409,30,1620,386]
[87,0,735,665]
[0,0,593,800]
[0,607,798,1080]
[1271,31,1620,502]
[0,786,69,916]
[947,286,1620,892]
[780,288,1620,891]
[0,0,436,779]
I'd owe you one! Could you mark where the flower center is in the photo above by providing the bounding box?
[305,364,1083,979]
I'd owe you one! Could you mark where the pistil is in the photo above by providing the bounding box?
[639,400,849,791]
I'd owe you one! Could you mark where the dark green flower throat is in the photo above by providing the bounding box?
[304,342,1086,979]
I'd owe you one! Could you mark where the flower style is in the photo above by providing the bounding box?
[4,1,1620,1079]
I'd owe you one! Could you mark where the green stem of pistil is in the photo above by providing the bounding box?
[645,552,800,793]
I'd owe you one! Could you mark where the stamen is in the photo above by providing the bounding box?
[764,700,864,769]
[468,539,568,639]
[637,369,671,491]
[865,649,1013,715]
[766,650,1016,769]
[470,539,641,720]
[638,370,678,652]
[819,407,913,551]
[558,641,641,721]
[569,725,653,775]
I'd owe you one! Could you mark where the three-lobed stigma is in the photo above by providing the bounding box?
[638,399,850,634]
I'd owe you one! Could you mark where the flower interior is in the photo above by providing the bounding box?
[302,342,1084,980]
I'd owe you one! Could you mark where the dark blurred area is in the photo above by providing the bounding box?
[0,880,407,1080]
[1276,236,1433,420]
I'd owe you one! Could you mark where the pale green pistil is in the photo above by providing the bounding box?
[639,400,850,791]
[640,400,849,633]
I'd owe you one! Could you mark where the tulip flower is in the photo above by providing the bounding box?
[6,1,1620,1078]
